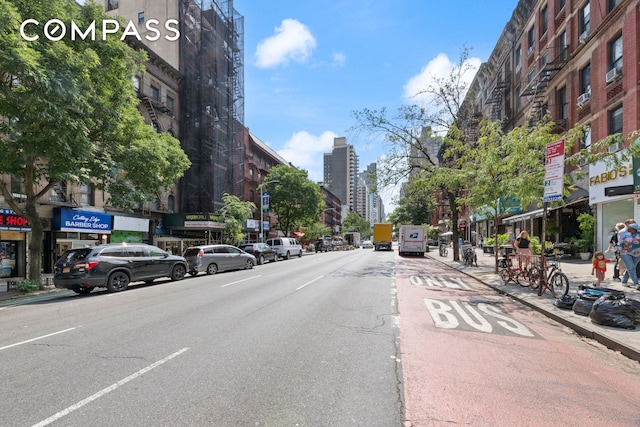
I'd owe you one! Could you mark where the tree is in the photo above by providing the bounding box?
[264,165,324,237]
[300,222,331,242]
[351,47,476,261]
[0,0,190,285]
[342,212,371,236]
[218,193,256,245]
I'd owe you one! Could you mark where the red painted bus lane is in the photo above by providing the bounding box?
[397,255,640,426]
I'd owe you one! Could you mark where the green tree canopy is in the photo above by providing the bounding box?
[218,193,256,245]
[342,212,371,236]
[264,165,324,237]
[0,0,190,283]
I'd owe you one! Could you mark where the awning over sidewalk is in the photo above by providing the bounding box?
[503,208,545,224]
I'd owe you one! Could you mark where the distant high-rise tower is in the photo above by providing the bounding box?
[323,137,359,215]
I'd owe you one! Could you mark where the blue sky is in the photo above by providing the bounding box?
[234,0,519,210]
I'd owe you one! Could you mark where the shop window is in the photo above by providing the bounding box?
[0,242,19,277]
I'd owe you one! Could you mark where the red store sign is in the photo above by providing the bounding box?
[0,209,30,230]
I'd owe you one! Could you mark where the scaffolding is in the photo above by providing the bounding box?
[179,0,244,213]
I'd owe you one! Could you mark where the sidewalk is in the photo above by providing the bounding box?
[426,247,640,362]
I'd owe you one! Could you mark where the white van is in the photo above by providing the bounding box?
[266,237,303,260]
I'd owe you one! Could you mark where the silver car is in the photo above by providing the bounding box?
[183,244,256,276]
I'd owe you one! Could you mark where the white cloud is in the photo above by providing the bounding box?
[402,53,481,106]
[332,52,347,68]
[255,19,317,68]
[277,130,337,182]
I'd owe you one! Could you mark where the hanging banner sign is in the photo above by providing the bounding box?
[543,139,565,202]
[262,192,270,213]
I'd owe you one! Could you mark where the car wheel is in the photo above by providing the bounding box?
[271,254,277,263]
[298,250,302,258]
[245,259,254,270]
[72,286,94,295]
[284,251,290,260]
[257,254,264,265]
[170,264,186,281]
[206,263,218,275]
[106,271,130,293]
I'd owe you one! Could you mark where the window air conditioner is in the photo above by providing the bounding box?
[577,92,591,106]
[605,67,619,83]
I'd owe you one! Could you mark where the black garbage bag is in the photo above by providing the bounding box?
[589,295,636,329]
[625,299,640,323]
[555,294,577,310]
[573,298,595,316]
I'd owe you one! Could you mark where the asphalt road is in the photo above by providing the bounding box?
[0,249,402,427]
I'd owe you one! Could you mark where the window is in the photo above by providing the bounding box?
[10,176,25,195]
[138,12,145,24]
[608,105,623,152]
[557,31,568,60]
[609,34,623,71]
[557,86,567,120]
[249,190,254,203]
[579,2,590,38]
[80,183,93,205]
[541,6,548,35]
[107,0,119,11]
[168,195,175,213]
[150,85,160,102]
[557,0,566,13]
[580,125,591,151]
[527,26,535,54]
[166,95,174,113]
[249,168,254,178]
[133,75,140,92]
[579,63,591,95]
[515,45,522,70]
[607,0,621,13]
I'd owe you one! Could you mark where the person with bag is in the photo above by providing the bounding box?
[617,223,640,289]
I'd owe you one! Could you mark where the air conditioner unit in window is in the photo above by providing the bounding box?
[606,67,619,83]
[577,92,591,106]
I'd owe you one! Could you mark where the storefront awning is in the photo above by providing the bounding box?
[503,208,545,224]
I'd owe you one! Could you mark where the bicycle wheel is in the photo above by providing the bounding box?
[500,268,515,284]
[549,272,570,298]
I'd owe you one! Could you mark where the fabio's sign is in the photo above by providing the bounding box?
[0,209,30,231]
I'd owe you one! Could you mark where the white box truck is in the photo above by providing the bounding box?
[398,225,427,256]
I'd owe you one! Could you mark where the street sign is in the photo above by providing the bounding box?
[544,139,565,202]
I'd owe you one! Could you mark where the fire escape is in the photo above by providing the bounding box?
[485,74,509,122]
[520,45,570,122]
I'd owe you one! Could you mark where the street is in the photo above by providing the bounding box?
[2,248,640,426]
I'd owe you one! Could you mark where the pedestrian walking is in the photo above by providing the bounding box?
[606,222,625,281]
[591,251,611,287]
[618,219,637,284]
[617,223,640,289]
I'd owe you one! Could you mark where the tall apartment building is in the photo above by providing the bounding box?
[460,0,639,249]
[103,0,245,214]
[323,137,359,215]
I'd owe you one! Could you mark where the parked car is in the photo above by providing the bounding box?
[239,243,277,265]
[183,244,256,276]
[54,243,188,294]
[361,240,374,249]
[315,239,332,252]
[266,237,303,260]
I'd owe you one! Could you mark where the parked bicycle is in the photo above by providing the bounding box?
[439,243,448,257]
[536,253,570,298]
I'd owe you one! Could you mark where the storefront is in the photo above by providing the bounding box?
[111,215,150,243]
[52,208,112,258]
[589,158,636,253]
[155,213,225,255]
[0,209,30,285]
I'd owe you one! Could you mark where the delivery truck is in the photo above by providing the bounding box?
[398,225,427,256]
[343,232,361,248]
[373,223,393,251]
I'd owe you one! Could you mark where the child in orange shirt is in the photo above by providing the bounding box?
[591,251,611,287]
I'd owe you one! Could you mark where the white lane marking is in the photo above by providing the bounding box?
[31,347,190,427]
[0,327,77,351]
[296,275,324,291]
[220,275,261,288]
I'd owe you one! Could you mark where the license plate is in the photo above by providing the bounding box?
[63,267,70,273]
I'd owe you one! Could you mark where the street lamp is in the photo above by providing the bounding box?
[259,180,279,243]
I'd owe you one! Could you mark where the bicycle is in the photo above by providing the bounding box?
[462,247,477,266]
[537,253,570,298]
[439,243,448,257]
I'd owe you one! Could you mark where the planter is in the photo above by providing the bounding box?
[579,252,592,261]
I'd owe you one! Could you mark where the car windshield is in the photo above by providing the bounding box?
[183,248,202,257]
[59,248,93,263]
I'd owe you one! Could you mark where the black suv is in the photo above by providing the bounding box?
[54,243,188,294]
[239,243,277,265]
